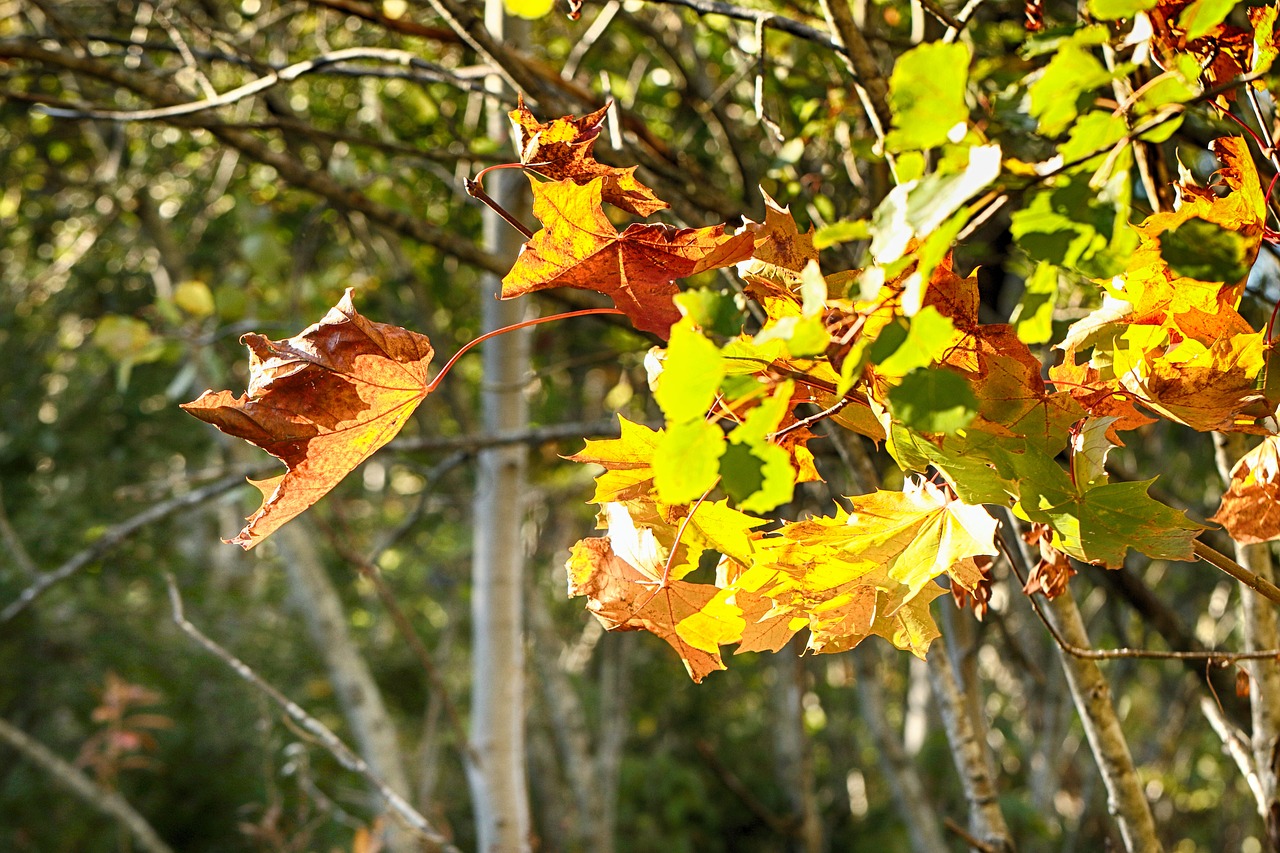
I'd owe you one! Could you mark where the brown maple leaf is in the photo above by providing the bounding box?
[1021,523,1075,599]
[509,97,667,217]
[1211,436,1280,545]
[503,177,754,338]
[1149,0,1258,103]
[182,289,433,549]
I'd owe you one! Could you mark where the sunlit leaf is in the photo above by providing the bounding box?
[503,177,753,338]
[181,289,433,549]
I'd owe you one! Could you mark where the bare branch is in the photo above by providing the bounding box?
[0,717,175,853]
[1195,540,1280,608]
[36,47,484,121]
[1,473,250,624]
[817,0,891,146]
[164,576,459,853]
[390,419,627,453]
[0,39,506,276]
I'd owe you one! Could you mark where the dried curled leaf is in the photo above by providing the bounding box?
[182,289,433,549]
[1211,436,1280,545]
[509,97,668,217]
[503,177,754,338]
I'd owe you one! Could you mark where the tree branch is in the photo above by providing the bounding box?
[0,39,507,276]
[1000,511,1161,853]
[164,576,459,852]
[1,473,250,624]
[1194,540,1280,607]
[0,716,174,853]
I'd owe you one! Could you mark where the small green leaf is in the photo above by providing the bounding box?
[1043,480,1205,567]
[886,42,972,152]
[813,219,870,250]
[1029,43,1115,136]
[675,289,745,338]
[654,319,725,423]
[1178,0,1236,40]
[1011,261,1058,345]
[1087,0,1157,20]
[1159,217,1252,283]
[653,420,726,504]
[719,442,765,505]
[871,145,1002,264]
[1059,111,1128,165]
[889,369,978,434]
[876,307,958,378]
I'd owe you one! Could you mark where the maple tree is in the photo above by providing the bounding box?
[187,52,1280,682]
[17,0,1280,849]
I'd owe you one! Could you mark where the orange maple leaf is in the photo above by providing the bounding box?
[503,177,754,338]
[509,98,668,217]
[566,537,741,683]
[182,289,433,549]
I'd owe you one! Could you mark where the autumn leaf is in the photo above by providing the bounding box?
[509,97,667,217]
[181,289,433,549]
[1211,436,1280,544]
[503,177,754,338]
[566,532,743,683]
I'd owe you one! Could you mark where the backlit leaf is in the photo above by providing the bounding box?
[182,289,433,549]
[1211,436,1280,544]
[503,177,753,338]
[567,537,740,682]
[509,99,667,216]
[885,42,971,152]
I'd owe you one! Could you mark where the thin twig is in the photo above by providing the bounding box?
[1,473,251,623]
[917,0,962,30]
[943,816,1001,853]
[36,48,454,121]
[164,576,460,853]
[0,717,175,853]
[997,535,1280,662]
[464,176,535,239]
[1195,540,1280,607]
[325,531,480,768]
[769,397,850,440]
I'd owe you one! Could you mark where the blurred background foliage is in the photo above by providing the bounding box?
[0,0,1274,850]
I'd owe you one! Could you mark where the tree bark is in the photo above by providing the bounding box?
[1215,432,1280,848]
[278,523,414,851]
[1002,510,1161,852]
[927,624,1014,851]
[466,4,532,850]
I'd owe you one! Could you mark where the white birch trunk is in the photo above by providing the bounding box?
[467,4,532,849]
[1215,433,1280,845]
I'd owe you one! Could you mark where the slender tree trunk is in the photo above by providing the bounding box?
[1040,588,1161,852]
[277,523,414,851]
[853,645,949,853]
[467,4,532,850]
[927,625,1014,852]
[771,645,824,853]
[1002,510,1161,852]
[1215,433,1280,848]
